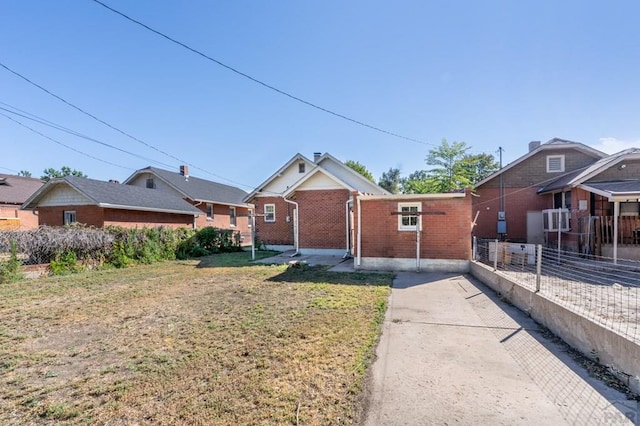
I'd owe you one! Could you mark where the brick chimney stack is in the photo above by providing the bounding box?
[313,152,322,163]
[529,141,541,152]
[180,165,189,178]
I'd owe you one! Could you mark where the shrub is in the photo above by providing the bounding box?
[177,227,242,258]
[0,240,23,283]
[50,251,83,275]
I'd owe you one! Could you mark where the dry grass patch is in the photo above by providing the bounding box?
[0,252,392,425]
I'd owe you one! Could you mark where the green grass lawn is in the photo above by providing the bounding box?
[0,251,392,425]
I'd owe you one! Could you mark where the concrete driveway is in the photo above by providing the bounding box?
[364,272,638,425]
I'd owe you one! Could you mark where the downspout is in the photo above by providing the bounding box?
[284,197,299,256]
[193,201,203,230]
[344,199,351,258]
[613,200,619,264]
[357,196,362,267]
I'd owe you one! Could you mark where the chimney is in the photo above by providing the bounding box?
[180,165,189,178]
[313,152,322,163]
[528,141,541,152]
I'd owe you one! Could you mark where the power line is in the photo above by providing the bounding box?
[0,112,132,171]
[0,62,254,188]
[0,102,176,169]
[90,0,434,147]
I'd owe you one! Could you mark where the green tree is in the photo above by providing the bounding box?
[425,139,472,192]
[378,167,402,194]
[345,160,375,183]
[401,170,438,194]
[18,170,32,177]
[459,153,499,184]
[41,166,87,182]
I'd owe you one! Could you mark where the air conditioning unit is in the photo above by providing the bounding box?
[542,209,570,232]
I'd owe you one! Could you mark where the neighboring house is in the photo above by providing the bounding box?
[537,148,640,259]
[354,191,472,272]
[245,152,388,255]
[473,138,606,244]
[0,174,43,230]
[21,176,201,229]
[123,166,252,241]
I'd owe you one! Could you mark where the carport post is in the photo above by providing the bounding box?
[535,244,542,292]
[472,236,477,260]
[493,239,498,271]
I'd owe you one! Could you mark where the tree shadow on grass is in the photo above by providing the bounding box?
[267,264,394,287]
[194,250,281,269]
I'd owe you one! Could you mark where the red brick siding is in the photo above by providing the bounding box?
[473,187,550,241]
[252,196,294,245]
[38,205,194,229]
[296,189,350,249]
[356,194,471,260]
[193,203,251,239]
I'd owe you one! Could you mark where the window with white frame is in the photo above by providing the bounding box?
[248,209,253,227]
[206,203,214,220]
[398,202,421,231]
[264,204,275,222]
[546,155,565,173]
[63,210,76,225]
[229,206,237,226]
[298,163,305,173]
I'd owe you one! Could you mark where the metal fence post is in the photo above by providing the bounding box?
[493,239,498,271]
[472,236,477,261]
[535,244,542,292]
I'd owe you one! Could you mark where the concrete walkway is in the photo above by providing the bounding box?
[364,272,638,425]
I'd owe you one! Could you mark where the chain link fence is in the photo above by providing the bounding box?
[474,238,639,344]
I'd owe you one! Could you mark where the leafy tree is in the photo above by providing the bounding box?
[345,160,375,183]
[18,170,32,177]
[378,167,402,194]
[425,139,472,192]
[459,153,499,184]
[41,166,87,182]
[401,170,438,194]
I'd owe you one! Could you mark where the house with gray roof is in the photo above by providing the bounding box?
[0,173,44,230]
[123,166,252,240]
[22,176,201,229]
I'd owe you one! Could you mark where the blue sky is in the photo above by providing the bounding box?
[2,1,639,191]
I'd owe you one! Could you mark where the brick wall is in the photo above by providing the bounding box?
[193,203,251,239]
[473,187,550,241]
[356,193,471,260]
[252,196,294,245]
[38,205,194,229]
[296,189,350,249]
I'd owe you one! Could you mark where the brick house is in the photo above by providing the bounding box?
[123,166,252,241]
[22,176,201,228]
[0,174,43,230]
[245,152,387,255]
[537,148,640,260]
[354,191,472,272]
[473,138,606,244]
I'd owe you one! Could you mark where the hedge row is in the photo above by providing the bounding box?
[0,224,243,280]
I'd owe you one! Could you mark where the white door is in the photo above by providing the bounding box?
[527,211,544,244]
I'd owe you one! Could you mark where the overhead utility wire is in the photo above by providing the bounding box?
[0,62,250,188]
[0,103,175,169]
[90,0,434,147]
[0,112,131,171]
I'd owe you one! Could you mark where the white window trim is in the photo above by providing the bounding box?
[264,204,276,222]
[546,155,565,173]
[229,206,237,227]
[398,202,422,231]
[206,203,214,221]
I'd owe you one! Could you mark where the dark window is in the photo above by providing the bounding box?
[63,211,76,225]
[206,203,213,220]
[298,163,305,173]
[146,178,155,189]
[230,207,237,226]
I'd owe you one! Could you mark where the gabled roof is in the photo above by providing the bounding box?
[474,138,607,188]
[22,176,201,216]
[243,153,315,201]
[0,174,44,205]
[244,152,387,201]
[538,148,640,193]
[579,180,640,201]
[124,167,250,207]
